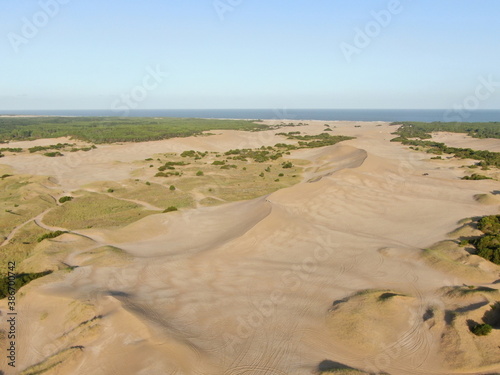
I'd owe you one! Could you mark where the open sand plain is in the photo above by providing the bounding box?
[0,120,499,375]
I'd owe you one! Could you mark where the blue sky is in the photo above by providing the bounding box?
[1,0,499,110]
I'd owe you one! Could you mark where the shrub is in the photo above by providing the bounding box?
[163,206,178,213]
[196,171,204,176]
[0,271,53,299]
[58,196,73,204]
[278,173,284,177]
[145,181,151,185]
[37,230,68,242]
[462,174,492,180]
[282,161,293,169]
[181,150,196,157]
[477,215,500,235]
[43,151,63,157]
[471,323,492,336]
[107,188,114,193]
[169,185,176,191]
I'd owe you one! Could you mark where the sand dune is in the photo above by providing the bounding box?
[1,121,499,375]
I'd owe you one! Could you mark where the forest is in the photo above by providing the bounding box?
[391,122,500,139]
[391,122,500,167]
[0,117,269,143]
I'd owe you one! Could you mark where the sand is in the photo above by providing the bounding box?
[0,121,499,375]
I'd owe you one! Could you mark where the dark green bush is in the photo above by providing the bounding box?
[471,323,492,336]
[37,231,68,242]
[58,196,73,203]
[462,174,492,180]
[0,270,53,299]
[43,151,63,157]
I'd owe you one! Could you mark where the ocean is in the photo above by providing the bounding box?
[1,109,499,122]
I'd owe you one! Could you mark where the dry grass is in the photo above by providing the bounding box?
[43,191,155,230]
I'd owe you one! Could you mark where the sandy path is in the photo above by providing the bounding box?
[0,213,43,247]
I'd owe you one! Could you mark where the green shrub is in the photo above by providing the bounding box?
[37,230,68,242]
[196,171,204,176]
[163,206,178,213]
[0,271,53,299]
[464,215,500,265]
[462,174,492,180]
[471,323,492,336]
[282,161,293,169]
[107,188,114,193]
[169,185,176,191]
[477,215,500,235]
[58,196,73,204]
[43,151,63,157]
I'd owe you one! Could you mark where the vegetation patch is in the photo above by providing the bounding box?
[0,221,48,271]
[392,121,500,139]
[461,174,492,180]
[0,117,269,143]
[43,192,155,229]
[0,174,59,240]
[58,196,73,203]
[391,123,500,168]
[0,270,53,299]
[43,151,63,157]
[37,230,68,242]
[470,323,492,336]
[29,143,73,153]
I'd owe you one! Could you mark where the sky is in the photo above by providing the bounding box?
[0,0,499,110]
